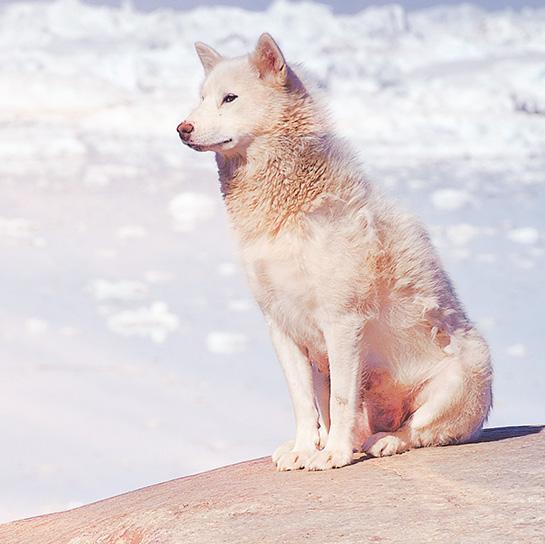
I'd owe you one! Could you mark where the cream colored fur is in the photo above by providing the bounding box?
[180,34,493,470]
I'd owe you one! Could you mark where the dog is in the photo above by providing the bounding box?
[178,33,493,471]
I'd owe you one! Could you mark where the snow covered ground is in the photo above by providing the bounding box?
[1,0,544,523]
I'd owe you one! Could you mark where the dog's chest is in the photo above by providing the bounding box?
[241,231,326,345]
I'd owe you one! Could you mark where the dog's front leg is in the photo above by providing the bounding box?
[307,315,363,470]
[269,321,320,471]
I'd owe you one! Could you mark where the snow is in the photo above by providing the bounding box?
[0,0,544,524]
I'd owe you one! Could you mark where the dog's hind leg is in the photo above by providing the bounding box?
[364,330,492,457]
[312,364,330,449]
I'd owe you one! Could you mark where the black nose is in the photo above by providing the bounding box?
[177,121,194,140]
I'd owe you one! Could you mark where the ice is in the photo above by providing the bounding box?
[88,279,148,302]
[1,0,544,523]
[507,344,527,358]
[116,225,148,240]
[169,193,217,232]
[431,189,472,211]
[0,217,43,246]
[106,301,180,343]
[445,223,479,246]
[507,227,540,245]
[217,262,237,276]
[228,299,253,312]
[25,318,49,336]
[143,269,174,284]
[475,253,497,264]
[206,331,248,354]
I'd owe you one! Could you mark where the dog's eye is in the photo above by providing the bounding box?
[222,93,238,104]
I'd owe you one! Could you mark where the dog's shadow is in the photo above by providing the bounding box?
[351,425,543,466]
[471,424,543,443]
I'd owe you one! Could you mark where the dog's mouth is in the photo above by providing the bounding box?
[182,137,233,152]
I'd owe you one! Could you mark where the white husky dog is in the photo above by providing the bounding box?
[178,34,493,471]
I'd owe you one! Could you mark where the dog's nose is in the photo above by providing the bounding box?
[177,121,194,140]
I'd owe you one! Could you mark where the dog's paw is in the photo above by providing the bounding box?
[272,440,295,465]
[318,425,329,450]
[306,446,353,471]
[363,432,410,458]
[274,449,316,471]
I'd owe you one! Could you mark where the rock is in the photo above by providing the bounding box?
[2,426,543,544]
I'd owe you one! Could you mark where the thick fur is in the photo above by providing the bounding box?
[180,34,493,470]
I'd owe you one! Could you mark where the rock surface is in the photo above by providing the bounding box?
[2,426,544,544]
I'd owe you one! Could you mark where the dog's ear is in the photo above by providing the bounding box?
[194,42,222,75]
[251,33,287,85]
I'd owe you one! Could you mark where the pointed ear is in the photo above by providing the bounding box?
[251,33,287,84]
[194,42,222,75]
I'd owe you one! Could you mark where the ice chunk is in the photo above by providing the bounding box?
[169,193,216,232]
[106,302,179,343]
[431,189,471,211]
[206,332,247,354]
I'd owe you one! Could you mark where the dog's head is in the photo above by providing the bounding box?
[177,33,291,155]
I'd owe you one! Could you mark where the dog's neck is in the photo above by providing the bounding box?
[216,135,328,239]
[215,97,344,240]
